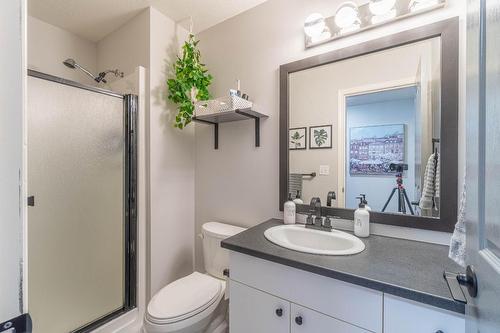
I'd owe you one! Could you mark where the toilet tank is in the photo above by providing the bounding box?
[202,222,245,279]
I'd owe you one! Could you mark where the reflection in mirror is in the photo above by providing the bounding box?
[289,37,441,218]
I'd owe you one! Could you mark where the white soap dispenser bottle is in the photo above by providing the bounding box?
[360,194,371,211]
[284,193,296,225]
[293,190,304,205]
[354,196,370,237]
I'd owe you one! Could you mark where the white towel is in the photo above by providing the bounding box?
[449,170,466,267]
[419,153,439,210]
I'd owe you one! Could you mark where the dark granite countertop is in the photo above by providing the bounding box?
[222,219,465,314]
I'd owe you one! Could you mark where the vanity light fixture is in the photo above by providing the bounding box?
[368,0,397,16]
[369,0,397,24]
[303,0,446,48]
[304,13,327,38]
[409,0,440,12]
[334,2,361,33]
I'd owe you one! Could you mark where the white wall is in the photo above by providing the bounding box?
[148,6,194,296]
[97,11,150,82]
[96,7,194,299]
[0,0,26,322]
[195,0,466,270]
[28,16,97,85]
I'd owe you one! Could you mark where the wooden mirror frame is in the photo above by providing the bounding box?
[279,18,459,233]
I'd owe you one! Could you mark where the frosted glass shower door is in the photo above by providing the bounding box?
[28,76,126,333]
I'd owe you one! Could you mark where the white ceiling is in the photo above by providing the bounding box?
[28,0,269,42]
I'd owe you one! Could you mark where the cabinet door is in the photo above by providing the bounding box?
[384,295,465,333]
[229,280,290,333]
[291,304,371,333]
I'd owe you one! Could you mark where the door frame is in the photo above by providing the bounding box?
[337,78,417,208]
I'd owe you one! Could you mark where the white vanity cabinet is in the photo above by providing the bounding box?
[230,280,290,333]
[230,281,370,333]
[228,252,465,333]
[290,304,371,333]
[384,294,465,333]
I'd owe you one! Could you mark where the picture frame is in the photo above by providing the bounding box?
[349,124,406,176]
[309,125,332,149]
[289,127,307,150]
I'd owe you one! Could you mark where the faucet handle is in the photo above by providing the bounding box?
[305,209,315,225]
[323,216,333,229]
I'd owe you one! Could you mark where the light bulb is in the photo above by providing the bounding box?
[311,28,332,43]
[304,13,326,38]
[334,2,360,29]
[409,0,440,12]
[371,8,397,24]
[369,0,397,16]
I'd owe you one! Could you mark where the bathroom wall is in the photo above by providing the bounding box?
[96,7,194,298]
[195,0,466,271]
[96,11,150,82]
[148,7,194,296]
[27,16,97,85]
[0,0,26,322]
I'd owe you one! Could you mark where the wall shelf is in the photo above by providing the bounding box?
[193,108,268,149]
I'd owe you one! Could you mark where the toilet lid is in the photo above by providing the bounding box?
[147,272,223,323]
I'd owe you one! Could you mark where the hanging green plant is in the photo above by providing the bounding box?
[167,34,213,129]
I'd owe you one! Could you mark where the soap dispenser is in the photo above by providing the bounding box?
[354,196,370,237]
[284,193,296,225]
[293,190,304,205]
[360,194,371,211]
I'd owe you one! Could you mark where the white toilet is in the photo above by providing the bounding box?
[143,222,245,333]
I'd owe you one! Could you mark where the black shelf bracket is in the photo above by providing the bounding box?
[193,117,219,149]
[235,109,262,147]
[193,109,267,150]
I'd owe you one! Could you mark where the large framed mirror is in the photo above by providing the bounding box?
[280,18,458,232]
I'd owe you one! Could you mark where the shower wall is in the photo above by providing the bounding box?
[28,16,97,85]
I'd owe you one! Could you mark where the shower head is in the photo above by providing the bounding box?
[62,58,123,84]
[62,58,99,83]
[63,58,77,69]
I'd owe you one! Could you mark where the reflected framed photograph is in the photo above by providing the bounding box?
[289,127,307,150]
[309,125,332,149]
[349,124,405,175]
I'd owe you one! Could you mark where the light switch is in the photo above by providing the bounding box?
[319,165,330,175]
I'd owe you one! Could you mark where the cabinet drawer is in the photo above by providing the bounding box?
[230,280,290,333]
[291,304,371,333]
[384,294,465,333]
[230,252,383,332]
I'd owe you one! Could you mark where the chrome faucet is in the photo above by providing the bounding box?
[306,197,332,231]
[326,191,336,207]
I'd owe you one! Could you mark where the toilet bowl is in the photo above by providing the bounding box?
[143,222,245,333]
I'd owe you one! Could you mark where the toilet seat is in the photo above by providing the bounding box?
[146,272,225,325]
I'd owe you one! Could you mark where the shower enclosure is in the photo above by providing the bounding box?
[27,70,137,333]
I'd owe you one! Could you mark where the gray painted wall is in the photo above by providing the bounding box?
[195,0,466,271]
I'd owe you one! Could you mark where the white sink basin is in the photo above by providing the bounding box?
[264,224,365,255]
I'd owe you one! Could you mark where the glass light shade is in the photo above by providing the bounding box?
[371,8,397,24]
[409,0,440,12]
[311,29,332,43]
[369,0,397,16]
[304,13,326,38]
[334,2,360,29]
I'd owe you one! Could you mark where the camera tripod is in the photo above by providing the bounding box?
[381,171,415,215]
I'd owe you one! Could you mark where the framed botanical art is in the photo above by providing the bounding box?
[309,125,332,149]
[289,127,307,150]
